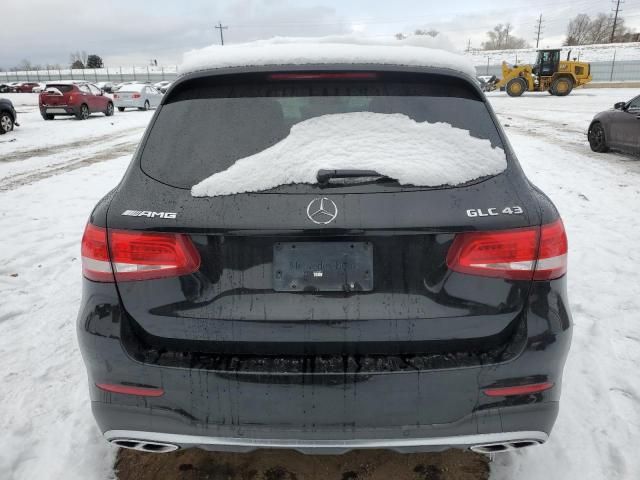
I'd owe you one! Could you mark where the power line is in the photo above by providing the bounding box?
[534,14,545,48]
[215,21,228,46]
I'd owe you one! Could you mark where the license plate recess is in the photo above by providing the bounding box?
[273,242,373,292]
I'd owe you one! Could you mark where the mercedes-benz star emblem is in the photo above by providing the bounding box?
[306,197,338,225]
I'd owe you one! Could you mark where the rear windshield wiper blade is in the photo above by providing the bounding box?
[316,169,391,185]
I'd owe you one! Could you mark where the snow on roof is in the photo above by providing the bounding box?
[180,35,476,78]
[191,112,506,197]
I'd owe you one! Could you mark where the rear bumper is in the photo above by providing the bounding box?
[96,401,555,454]
[40,105,79,116]
[113,99,143,108]
[103,424,550,455]
[78,278,572,454]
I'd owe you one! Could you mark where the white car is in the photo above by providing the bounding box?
[113,84,162,111]
[153,80,171,92]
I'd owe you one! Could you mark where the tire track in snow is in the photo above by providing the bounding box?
[0,139,138,191]
[0,128,142,163]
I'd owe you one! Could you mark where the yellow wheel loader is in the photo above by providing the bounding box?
[494,49,592,97]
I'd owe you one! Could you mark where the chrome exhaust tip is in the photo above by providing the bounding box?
[470,439,541,454]
[110,438,179,453]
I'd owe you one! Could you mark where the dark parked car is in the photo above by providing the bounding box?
[39,82,114,120]
[78,56,571,456]
[0,83,11,93]
[588,94,640,154]
[96,82,116,93]
[0,97,18,134]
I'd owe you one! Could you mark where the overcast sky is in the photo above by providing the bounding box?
[3,0,640,69]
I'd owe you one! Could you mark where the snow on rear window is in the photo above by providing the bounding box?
[191,112,506,197]
[45,84,73,93]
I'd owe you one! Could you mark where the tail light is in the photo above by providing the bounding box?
[81,224,113,282]
[483,382,554,397]
[81,224,200,282]
[131,93,141,98]
[446,219,567,281]
[96,383,164,397]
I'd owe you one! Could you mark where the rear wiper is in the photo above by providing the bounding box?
[316,169,391,185]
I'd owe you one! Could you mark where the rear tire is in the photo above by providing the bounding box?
[105,102,114,117]
[588,122,609,153]
[551,77,573,96]
[0,111,13,134]
[117,107,125,112]
[42,113,55,121]
[506,77,526,97]
[76,103,90,120]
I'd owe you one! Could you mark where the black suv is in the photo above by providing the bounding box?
[0,97,17,134]
[78,59,571,456]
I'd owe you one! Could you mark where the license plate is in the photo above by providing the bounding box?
[273,242,373,292]
[46,108,66,114]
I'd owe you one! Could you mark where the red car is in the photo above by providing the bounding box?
[13,82,41,93]
[39,82,114,120]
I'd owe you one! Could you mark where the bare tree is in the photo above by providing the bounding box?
[69,50,89,68]
[565,13,633,45]
[414,29,440,37]
[482,24,528,50]
[589,13,615,44]
[18,59,33,70]
[395,33,407,40]
[565,14,592,45]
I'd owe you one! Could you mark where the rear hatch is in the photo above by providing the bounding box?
[107,70,539,357]
[114,86,143,104]
[40,84,73,106]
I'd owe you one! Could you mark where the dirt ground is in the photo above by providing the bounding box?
[115,448,489,480]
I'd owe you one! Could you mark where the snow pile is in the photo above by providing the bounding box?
[180,35,476,78]
[465,42,640,66]
[191,112,505,197]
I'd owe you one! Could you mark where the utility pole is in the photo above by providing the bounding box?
[215,21,228,46]
[466,39,471,53]
[610,0,623,43]
[534,14,544,49]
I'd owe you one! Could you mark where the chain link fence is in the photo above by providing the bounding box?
[3,56,640,84]
[2,66,179,84]
[476,57,640,83]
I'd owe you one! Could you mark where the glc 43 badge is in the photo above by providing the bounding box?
[466,206,524,217]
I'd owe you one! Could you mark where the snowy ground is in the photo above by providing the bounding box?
[0,89,639,479]
[0,93,153,191]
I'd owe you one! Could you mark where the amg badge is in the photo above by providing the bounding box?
[121,210,177,219]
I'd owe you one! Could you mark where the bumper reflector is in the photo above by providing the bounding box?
[96,383,164,397]
[483,382,554,397]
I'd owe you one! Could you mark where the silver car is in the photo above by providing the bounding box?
[113,84,162,111]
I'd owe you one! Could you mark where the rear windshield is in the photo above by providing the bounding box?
[119,84,145,93]
[45,84,73,93]
[141,72,504,190]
